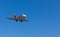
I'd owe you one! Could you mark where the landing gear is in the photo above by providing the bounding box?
[16,20,18,22]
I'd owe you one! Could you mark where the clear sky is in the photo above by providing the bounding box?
[0,0,59,37]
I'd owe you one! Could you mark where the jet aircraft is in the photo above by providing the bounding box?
[7,14,29,22]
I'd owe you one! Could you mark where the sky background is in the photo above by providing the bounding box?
[0,0,59,37]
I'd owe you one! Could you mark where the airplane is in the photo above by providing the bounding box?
[7,14,29,22]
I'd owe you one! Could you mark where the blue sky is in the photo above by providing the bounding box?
[0,0,59,37]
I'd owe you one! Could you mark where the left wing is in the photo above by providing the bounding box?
[7,18,14,20]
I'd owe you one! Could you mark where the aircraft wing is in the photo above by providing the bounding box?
[7,18,14,20]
